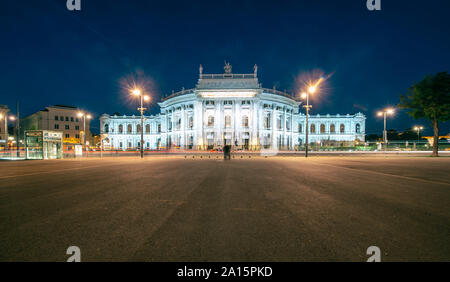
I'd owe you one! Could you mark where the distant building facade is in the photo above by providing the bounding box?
[0,104,10,145]
[21,105,91,150]
[100,64,366,150]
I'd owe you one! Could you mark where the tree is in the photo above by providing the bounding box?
[399,72,450,156]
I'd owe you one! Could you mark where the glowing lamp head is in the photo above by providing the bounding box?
[86,114,92,119]
[386,108,394,115]
[132,89,141,96]
[9,116,16,121]
[308,85,316,94]
[301,92,307,99]
[0,114,3,119]
[144,95,150,102]
[77,112,84,118]
[414,126,419,131]
[377,112,383,117]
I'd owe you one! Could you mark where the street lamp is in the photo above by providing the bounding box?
[0,114,5,145]
[377,108,395,152]
[132,88,150,158]
[7,115,19,156]
[77,111,92,154]
[301,80,321,158]
[414,126,424,142]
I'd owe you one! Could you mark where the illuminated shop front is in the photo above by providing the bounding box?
[25,130,63,159]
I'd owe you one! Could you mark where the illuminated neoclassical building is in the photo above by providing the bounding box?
[100,64,366,150]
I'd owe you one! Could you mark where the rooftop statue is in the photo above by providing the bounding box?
[224,61,232,74]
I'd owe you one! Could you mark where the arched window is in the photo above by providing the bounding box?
[330,124,335,133]
[158,124,161,133]
[277,116,282,130]
[340,124,345,133]
[286,117,291,130]
[127,124,132,134]
[311,124,316,133]
[264,113,271,129]
[320,124,325,134]
[119,124,123,134]
[168,118,172,131]
[177,118,181,130]
[225,115,231,128]
[104,124,109,133]
[242,115,249,127]
[137,124,141,133]
[146,124,150,133]
[207,115,214,127]
[189,116,194,129]
[298,123,302,133]
[356,123,361,133]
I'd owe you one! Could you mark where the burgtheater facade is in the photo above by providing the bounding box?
[100,64,366,150]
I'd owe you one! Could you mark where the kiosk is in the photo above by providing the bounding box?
[25,130,63,159]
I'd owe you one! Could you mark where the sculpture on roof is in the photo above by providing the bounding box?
[224,61,232,74]
[199,64,203,78]
[254,64,258,77]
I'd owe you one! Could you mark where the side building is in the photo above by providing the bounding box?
[100,64,366,150]
[20,105,91,151]
[0,104,10,147]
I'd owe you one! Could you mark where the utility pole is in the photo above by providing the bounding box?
[16,100,20,158]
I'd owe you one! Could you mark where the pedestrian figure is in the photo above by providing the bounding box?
[223,145,231,160]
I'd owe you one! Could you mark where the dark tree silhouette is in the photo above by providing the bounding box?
[399,72,450,156]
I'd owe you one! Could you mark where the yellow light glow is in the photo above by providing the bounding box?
[377,112,383,117]
[386,108,394,114]
[132,89,141,96]
[414,126,418,131]
[9,116,16,121]
[144,95,150,101]
[0,114,3,119]
[77,112,84,118]
[86,114,92,119]
[301,92,307,99]
[308,86,316,94]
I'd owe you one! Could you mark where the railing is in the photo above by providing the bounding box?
[261,88,298,100]
[161,88,196,101]
[200,73,256,79]
[161,86,300,101]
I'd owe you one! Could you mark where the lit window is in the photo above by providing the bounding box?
[207,115,214,127]
[242,115,249,127]
[225,115,231,128]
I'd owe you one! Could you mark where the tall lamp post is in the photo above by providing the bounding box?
[414,126,423,142]
[132,88,150,159]
[77,112,92,154]
[301,83,319,158]
[377,108,394,152]
[0,113,6,147]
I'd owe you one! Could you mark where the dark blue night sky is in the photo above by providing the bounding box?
[1,0,449,134]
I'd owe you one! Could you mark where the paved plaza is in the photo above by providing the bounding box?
[0,155,449,261]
